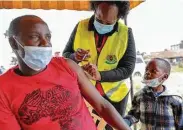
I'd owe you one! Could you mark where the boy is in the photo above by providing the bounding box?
[124,58,183,130]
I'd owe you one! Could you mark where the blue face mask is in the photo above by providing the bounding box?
[14,37,52,71]
[94,19,115,35]
[142,74,165,88]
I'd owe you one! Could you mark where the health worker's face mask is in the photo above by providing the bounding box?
[13,37,52,71]
[94,19,115,34]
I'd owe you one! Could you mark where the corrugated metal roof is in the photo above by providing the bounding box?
[0,1,144,10]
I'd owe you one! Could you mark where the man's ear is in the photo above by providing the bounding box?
[9,37,18,50]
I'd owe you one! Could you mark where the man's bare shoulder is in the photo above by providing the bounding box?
[64,58,82,74]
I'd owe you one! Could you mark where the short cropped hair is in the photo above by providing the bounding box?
[154,58,171,75]
[8,15,44,37]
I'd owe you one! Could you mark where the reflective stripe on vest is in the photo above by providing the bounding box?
[106,80,124,97]
[74,18,129,102]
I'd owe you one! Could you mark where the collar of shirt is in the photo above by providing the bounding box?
[145,85,166,97]
[154,86,166,97]
[88,15,119,36]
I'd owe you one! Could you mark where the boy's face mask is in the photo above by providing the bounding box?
[142,74,166,88]
[13,37,52,71]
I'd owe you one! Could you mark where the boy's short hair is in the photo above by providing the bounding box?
[154,58,171,75]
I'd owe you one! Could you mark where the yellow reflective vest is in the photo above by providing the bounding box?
[74,18,129,102]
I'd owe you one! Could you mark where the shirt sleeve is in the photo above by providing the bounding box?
[172,96,183,129]
[62,23,79,62]
[123,92,140,126]
[0,89,21,130]
[100,28,136,82]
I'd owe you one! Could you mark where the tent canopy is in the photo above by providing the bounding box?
[0,1,144,11]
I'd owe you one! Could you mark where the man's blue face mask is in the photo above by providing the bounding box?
[94,19,116,35]
[13,36,52,71]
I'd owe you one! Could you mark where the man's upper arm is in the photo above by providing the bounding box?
[62,23,79,60]
[100,28,136,82]
[0,90,21,130]
[66,59,105,112]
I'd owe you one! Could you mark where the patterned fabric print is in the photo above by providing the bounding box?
[124,87,183,130]
[18,85,83,130]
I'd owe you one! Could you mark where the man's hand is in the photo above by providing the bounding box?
[74,48,90,62]
[82,63,101,81]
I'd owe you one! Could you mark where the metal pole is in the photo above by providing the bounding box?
[124,15,127,25]
[130,76,137,130]
[129,77,134,102]
[124,14,137,130]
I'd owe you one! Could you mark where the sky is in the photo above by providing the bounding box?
[128,0,183,53]
[1,0,183,67]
